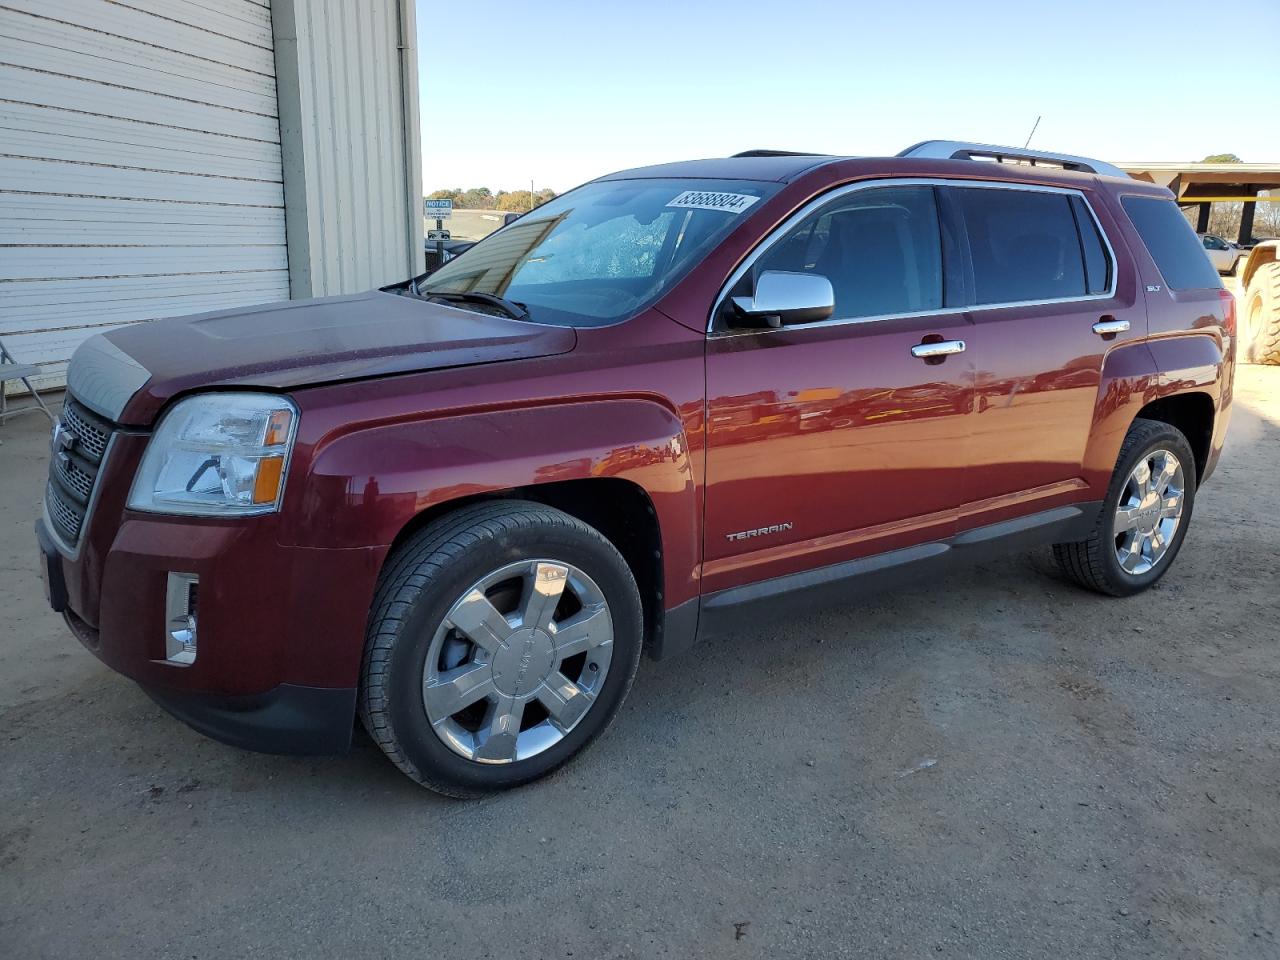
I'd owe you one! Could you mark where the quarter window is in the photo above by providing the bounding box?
[747,186,943,320]
[1121,196,1222,291]
[954,188,1092,304]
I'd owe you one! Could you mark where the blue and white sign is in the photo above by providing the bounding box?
[424,199,453,219]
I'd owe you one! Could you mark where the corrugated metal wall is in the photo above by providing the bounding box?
[271,0,423,299]
[0,0,291,394]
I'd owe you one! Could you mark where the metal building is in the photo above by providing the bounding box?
[1,0,423,394]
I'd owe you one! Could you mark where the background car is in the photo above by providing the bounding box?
[1198,233,1242,274]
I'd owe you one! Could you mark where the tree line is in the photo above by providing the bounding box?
[427,187,558,212]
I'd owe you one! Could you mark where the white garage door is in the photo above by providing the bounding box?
[0,0,289,395]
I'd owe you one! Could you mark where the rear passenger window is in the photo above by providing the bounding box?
[1122,196,1222,291]
[750,185,943,320]
[954,188,1089,305]
[1070,195,1111,295]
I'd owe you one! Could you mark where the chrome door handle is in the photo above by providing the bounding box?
[1092,319,1130,336]
[910,339,966,359]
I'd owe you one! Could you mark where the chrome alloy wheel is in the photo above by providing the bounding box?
[422,559,614,764]
[1113,449,1186,576]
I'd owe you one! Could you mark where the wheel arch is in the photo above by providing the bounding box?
[1133,391,1215,482]
[1084,337,1226,495]
[384,477,669,657]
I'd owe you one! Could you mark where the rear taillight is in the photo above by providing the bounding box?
[1219,287,1237,339]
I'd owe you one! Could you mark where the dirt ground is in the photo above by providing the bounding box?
[2,367,1278,960]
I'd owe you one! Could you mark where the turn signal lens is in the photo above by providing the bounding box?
[252,456,285,504]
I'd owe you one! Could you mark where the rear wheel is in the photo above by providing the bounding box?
[1053,419,1197,597]
[1242,260,1280,364]
[360,501,643,797]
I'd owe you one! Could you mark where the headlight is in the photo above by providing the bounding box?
[128,393,298,516]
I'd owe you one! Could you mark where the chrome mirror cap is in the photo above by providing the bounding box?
[731,270,835,328]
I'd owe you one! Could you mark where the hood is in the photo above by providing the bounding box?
[72,290,577,425]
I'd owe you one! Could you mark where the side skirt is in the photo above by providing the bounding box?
[682,502,1102,645]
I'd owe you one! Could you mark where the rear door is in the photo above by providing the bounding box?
[944,182,1147,530]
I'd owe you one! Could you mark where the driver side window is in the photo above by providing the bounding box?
[750,186,944,321]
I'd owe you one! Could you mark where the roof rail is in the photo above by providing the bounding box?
[731,149,829,158]
[897,140,1129,180]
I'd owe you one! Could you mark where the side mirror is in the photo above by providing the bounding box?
[730,271,835,328]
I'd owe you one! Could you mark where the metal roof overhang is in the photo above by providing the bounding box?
[1119,163,1280,242]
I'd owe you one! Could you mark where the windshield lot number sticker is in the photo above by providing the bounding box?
[668,191,760,214]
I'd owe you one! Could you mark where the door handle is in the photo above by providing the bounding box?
[1092,318,1130,336]
[910,339,966,359]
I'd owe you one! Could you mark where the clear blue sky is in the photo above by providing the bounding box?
[416,0,1279,194]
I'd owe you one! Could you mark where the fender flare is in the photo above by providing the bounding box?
[1081,334,1226,496]
[281,396,701,607]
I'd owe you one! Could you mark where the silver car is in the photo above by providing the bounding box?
[1199,233,1242,275]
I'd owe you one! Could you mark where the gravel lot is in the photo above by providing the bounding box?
[2,366,1278,960]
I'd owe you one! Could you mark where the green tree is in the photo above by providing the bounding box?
[460,187,495,210]
[1200,153,1242,163]
[497,190,532,212]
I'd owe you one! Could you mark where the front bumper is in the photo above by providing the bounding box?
[38,509,382,756]
[142,681,357,755]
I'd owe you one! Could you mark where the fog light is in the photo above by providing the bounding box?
[164,572,198,665]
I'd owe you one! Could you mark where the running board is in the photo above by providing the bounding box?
[694,502,1101,640]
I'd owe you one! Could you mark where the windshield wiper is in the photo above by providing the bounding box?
[413,286,529,321]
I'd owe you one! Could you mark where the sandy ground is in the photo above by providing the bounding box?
[1,367,1277,960]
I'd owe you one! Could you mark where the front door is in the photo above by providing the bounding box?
[702,183,974,594]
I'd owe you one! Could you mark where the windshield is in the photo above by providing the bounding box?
[416,178,781,327]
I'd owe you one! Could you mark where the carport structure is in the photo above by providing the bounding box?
[1120,162,1280,244]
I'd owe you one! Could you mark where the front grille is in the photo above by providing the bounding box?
[46,481,84,542]
[59,399,110,460]
[45,396,117,547]
[54,451,94,500]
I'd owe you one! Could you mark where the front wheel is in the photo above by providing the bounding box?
[1053,419,1197,597]
[359,501,644,797]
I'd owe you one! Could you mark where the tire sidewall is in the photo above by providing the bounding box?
[1098,425,1197,595]
[379,520,642,794]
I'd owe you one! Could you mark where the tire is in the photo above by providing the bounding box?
[1053,419,1197,597]
[359,501,643,797]
[1242,260,1280,365]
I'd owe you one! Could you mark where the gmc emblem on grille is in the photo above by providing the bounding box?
[51,421,77,452]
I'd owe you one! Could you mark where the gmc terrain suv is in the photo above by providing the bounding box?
[37,141,1235,796]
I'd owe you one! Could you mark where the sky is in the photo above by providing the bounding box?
[416,0,1280,195]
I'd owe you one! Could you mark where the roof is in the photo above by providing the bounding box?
[595,153,1129,190]
[596,140,1140,187]
[596,154,835,183]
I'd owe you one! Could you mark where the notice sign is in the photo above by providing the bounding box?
[427,229,451,241]
[424,199,453,219]
[667,190,760,214]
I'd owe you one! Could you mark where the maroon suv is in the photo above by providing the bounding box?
[37,141,1235,796]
